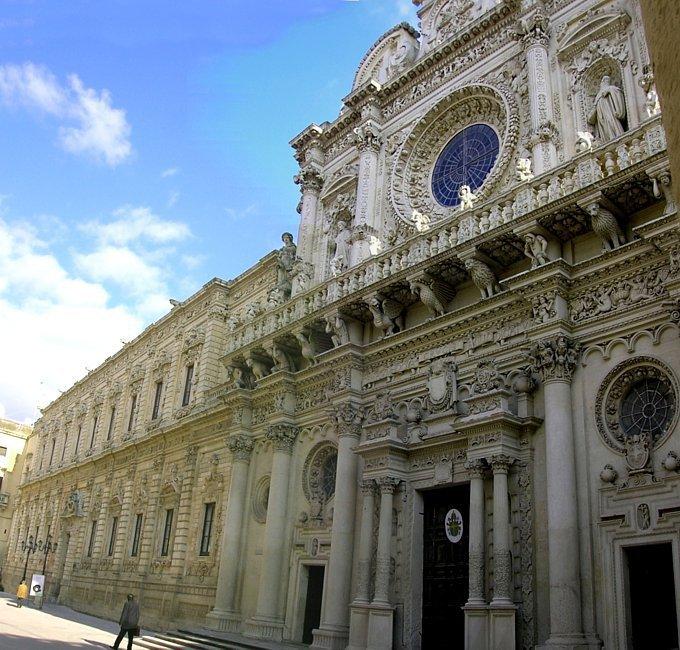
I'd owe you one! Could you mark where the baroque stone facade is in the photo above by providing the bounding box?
[6,1,680,649]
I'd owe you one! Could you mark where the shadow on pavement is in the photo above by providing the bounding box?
[0,634,113,649]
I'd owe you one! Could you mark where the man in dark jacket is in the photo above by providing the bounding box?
[111,594,140,649]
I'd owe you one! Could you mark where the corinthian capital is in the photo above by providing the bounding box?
[294,166,324,194]
[464,458,486,479]
[333,402,364,438]
[266,423,299,453]
[354,120,383,153]
[490,454,514,473]
[513,7,550,49]
[528,335,581,383]
[227,434,254,462]
[377,476,401,494]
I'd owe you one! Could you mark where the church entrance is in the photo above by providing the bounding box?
[302,565,325,645]
[422,484,470,649]
[625,542,678,649]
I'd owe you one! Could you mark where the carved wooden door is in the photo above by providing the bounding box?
[422,484,470,648]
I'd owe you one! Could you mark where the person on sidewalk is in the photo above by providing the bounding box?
[16,579,28,607]
[111,593,140,650]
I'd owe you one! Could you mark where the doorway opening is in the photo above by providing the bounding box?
[625,542,678,649]
[422,484,470,649]
[302,565,325,645]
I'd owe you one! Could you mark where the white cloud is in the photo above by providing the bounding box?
[167,190,180,207]
[161,167,179,178]
[0,62,132,165]
[225,203,259,221]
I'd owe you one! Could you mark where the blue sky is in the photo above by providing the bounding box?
[0,0,418,421]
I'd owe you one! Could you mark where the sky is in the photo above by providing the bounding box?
[0,0,418,423]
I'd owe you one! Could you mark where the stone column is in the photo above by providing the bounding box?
[347,479,376,650]
[172,445,199,576]
[312,404,363,649]
[246,423,299,642]
[207,434,254,632]
[113,468,135,570]
[516,8,558,174]
[352,115,382,265]
[530,335,588,649]
[294,164,324,265]
[490,455,513,604]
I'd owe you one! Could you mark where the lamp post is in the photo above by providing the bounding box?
[20,535,38,582]
[35,534,57,609]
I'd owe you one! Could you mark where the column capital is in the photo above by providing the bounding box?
[360,478,376,496]
[266,423,299,454]
[489,454,514,473]
[226,434,254,462]
[464,458,486,479]
[333,402,364,438]
[528,335,581,383]
[294,166,324,195]
[513,8,550,50]
[354,119,383,153]
[377,476,401,494]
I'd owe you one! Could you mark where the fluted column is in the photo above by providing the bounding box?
[490,455,513,604]
[372,476,399,605]
[516,8,557,174]
[246,423,299,641]
[207,434,253,632]
[352,116,382,265]
[465,459,486,605]
[294,164,323,264]
[312,405,363,649]
[530,336,587,647]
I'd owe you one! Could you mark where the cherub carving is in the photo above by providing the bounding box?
[575,131,594,153]
[516,157,533,182]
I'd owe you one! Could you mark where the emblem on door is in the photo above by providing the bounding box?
[444,508,464,543]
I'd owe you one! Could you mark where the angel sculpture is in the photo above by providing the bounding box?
[367,295,405,336]
[464,258,501,299]
[409,279,446,319]
[586,203,626,251]
[523,233,550,268]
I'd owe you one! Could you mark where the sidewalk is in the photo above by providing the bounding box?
[0,592,150,649]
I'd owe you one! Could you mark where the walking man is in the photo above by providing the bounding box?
[111,593,140,649]
[16,579,28,607]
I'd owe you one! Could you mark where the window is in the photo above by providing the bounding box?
[75,425,82,454]
[0,446,6,456]
[431,124,500,207]
[127,394,137,432]
[60,431,69,462]
[200,502,216,556]
[87,520,97,557]
[152,381,163,420]
[160,508,174,556]
[182,365,194,406]
[108,516,118,556]
[39,444,46,470]
[620,377,674,439]
[131,513,143,557]
[48,439,56,466]
[107,407,115,441]
[89,416,98,448]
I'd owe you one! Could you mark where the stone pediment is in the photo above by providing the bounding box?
[557,9,631,60]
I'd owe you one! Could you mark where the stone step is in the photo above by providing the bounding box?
[136,634,215,650]
[174,630,259,648]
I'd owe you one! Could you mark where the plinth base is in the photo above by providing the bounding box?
[347,602,371,650]
[205,608,241,633]
[310,625,349,649]
[366,603,394,650]
[537,633,602,650]
[489,602,516,650]
[464,603,489,650]
[243,615,284,642]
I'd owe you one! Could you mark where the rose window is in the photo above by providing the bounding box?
[620,378,675,441]
[303,443,338,506]
[431,124,499,207]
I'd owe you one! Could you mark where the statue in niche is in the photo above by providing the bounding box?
[588,75,627,142]
[385,40,411,80]
[330,220,352,275]
[276,232,297,297]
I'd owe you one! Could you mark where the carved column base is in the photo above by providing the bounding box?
[310,625,348,649]
[366,603,394,650]
[464,603,489,650]
[489,602,516,650]
[242,615,284,642]
[536,634,601,650]
[205,608,241,633]
[347,602,371,650]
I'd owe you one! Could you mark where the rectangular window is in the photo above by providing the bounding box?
[107,407,115,441]
[108,516,118,557]
[48,439,56,466]
[60,431,69,462]
[0,446,6,456]
[160,508,174,557]
[182,365,194,406]
[131,513,143,557]
[75,425,82,454]
[127,394,137,432]
[39,444,46,470]
[200,502,216,556]
[89,416,98,448]
[152,381,163,420]
[87,520,97,557]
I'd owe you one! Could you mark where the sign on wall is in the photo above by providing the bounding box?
[444,508,464,543]
[30,573,45,595]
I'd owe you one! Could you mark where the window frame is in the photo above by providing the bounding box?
[199,502,216,556]
[130,513,143,557]
[87,520,97,558]
[160,508,174,557]
[151,381,163,420]
[182,365,194,407]
[108,516,119,557]
[127,394,138,433]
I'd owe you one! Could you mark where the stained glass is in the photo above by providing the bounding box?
[620,378,674,441]
[431,124,500,207]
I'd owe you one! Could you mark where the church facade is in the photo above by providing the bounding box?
[5,0,680,648]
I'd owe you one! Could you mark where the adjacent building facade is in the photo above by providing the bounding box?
[5,0,679,648]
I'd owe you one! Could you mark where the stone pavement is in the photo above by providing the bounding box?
[0,591,151,649]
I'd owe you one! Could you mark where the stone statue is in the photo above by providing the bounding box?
[331,220,352,274]
[227,364,249,389]
[523,232,550,268]
[465,258,500,299]
[295,331,317,365]
[586,202,626,251]
[367,295,405,336]
[575,131,594,153]
[291,259,313,294]
[325,313,350,347]
[588,76,626,142]
[276,232,297,297]
[413,211,431,232]
[458,184,476,211]
[409,279,446,319]
[516,157,533,182]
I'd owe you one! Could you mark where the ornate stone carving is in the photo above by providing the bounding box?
[276,232,297,299]
[490,454,514,473]
[464,259,501,299]
[227,435,254,462]
[588,75,627,143]
[366,391,396,423]
[531,292,557,324]
[324,313,350,347]
[523,233,550,268]
[636,503,651,530]
[471,360,504,395]
[599,464,618,484]
[295,330,317,366]
[354,120,382,153]
[409,279,446,319]
[426,357,458,413]
[61,489,84,518]
[266,423,299,453]
[516,157,533,182]
[528,335,580,383]
[294,167,323,194]
[513,6,550,49]
[458,184,476,211]
[377,476,401,494]
[333,403,363,438]
[575,130,594,152]
[584,202,626,251]
[594,356,678,453]
[464,458,485,478]
[366,294,405,336]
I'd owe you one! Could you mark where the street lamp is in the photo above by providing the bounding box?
[39,534,58,576]
[20,535,38,582]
